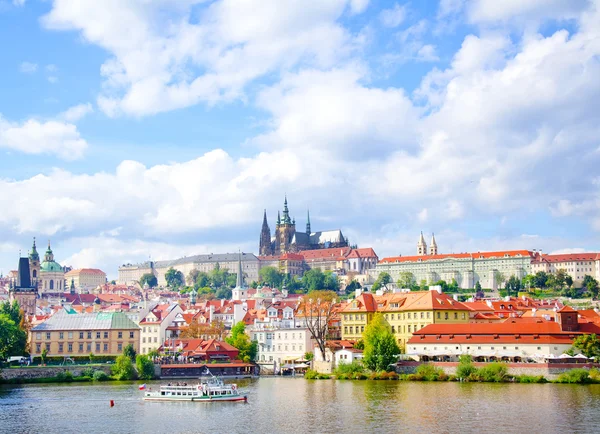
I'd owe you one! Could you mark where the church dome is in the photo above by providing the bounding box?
[40,260,63,272]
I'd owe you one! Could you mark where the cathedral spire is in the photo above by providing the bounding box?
[430,233,438,255]
[417,231,427,256]
[259,210,273,256]
[282,195,291,224]
[236,251,245,288]
[306,209,311,234]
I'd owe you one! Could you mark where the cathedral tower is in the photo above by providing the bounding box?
[417,232,427,256]
[306,209,311,235]
[276,196,296,254]
[259,210,273,255]
[429,233,438,255]
[28,237,40,290]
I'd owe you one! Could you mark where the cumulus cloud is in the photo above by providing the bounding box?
[59,103,93,122]
[380,3,406,28]
[0,115,88,160]
[19,62,37,73]
[42,0,366,117]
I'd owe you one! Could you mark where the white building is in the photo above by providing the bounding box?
[65,268,107,292]
[138,303,183,354]
[531,252,600,287]
[250,326,313,370]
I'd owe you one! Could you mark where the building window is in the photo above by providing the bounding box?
[427,312,431,319]
[129,331,134,339]
[87,332,92,339]
[104,343,108,352]
[59,332,64,340]
[68,343,73,352]
[68,332,73,339]
[58,343,63,353]
[96,332,101,339]
[361,326,364,333]
[96,343,101,352]
[87,343,92,352]
[420,312,424,319]
[79,332,84,339]
[118,332,123,339]
[104,332,109,339]
[36,333,41,340]
[437,312,440,319]
[143,337,146,343]
[118,343,123,352]
[79,343,84,353]
[36,343,41,353]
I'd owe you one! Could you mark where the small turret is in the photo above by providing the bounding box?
[306,209,311,234]
[430,233,438,255]
[417,232,427,256]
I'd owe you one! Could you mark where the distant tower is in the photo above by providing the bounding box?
[429,233,438,255]
[70,278,76,295]
[276,196,296,254]
[306,209,311,234]
[259,209,273,256]
[9,257,37,316]
[232,252,248,301]
[28,237,40,291]
[417,232,427,256]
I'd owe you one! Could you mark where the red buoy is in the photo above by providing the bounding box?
[110,400,115,407]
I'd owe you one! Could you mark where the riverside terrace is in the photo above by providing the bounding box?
[158,362,259,378]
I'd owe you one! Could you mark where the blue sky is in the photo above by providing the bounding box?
[0,0,599,278]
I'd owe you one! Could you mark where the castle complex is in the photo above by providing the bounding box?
[259,197,348,256]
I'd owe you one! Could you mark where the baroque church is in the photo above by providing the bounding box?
[259,197,348,255]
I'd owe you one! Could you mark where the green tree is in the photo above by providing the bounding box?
[302,268,325,291]
[522,274,535,290]
[259,266,284,288]
[433,280,448,292]
[584,276,599,298]
[112,355,135,380]
[345,280,361,295]
[187,269,200,286]
[495,271,506,290]
[372,272,392,292]
[362,313,400,372]
[139,273,158,288]
[565,275,573,288]
[505,275,522,297]
[193,272,211,289]
[475,281,483,292]
[165,268,185,288]
[397,272,415,289]
[226,322,257,363]
[534,271,549,289]
[215,287,232,299]
[0,301,26,359]
[553,269,567,291]
[572,334,600,359]
[41,348,48,365]
[323,271,339,292]
[123,343,137,362]
[0,314,24,361]
[447,279,459,293]
[136,354,155,380]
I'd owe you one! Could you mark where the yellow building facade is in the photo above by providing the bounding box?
[341,291,470,350]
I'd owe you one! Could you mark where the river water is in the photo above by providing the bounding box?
[1,378,600,433]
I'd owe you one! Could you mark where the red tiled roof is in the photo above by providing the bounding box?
[300,247,352,260]
[532,253,600,264]
[380,250,533,264]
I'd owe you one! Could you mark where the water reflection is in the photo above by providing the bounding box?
[2,379,600,433]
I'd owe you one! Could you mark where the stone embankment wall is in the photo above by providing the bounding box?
[0,365,112,381]
[396,361,600,380]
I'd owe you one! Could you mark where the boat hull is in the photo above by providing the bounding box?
[143,395,247,403]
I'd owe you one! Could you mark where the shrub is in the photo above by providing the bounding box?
[92,370,109,382]
[55,371,73,382]
[351,372,367,380]
[112,355,135,380]
[380,371,399,380]
[415,364,446,381]
[136,355,155,380]
[588,368,600,382]
[456,355,477,380]
[556,369,591,384]
[305,369,330,380]
[334,361,364,377]
[81,367,96,378]
[517,375,547,384]
[473,362,508,383]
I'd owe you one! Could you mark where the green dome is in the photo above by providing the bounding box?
[40,260,63,272]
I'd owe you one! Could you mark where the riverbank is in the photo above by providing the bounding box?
[0,365,114,384]
[306,362,600,384]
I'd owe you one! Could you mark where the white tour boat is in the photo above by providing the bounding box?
[143,376,247,403]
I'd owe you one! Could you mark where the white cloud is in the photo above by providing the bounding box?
[47,76,58,84]
[417,208,429,222]
[382,20,440,64]
[13,0,26,6]
[19,62,37,74]
[380,3,406,28]
[59,103,93,122]
[42,0,365,117]
[0,114,88,160]
[350,0,369,15]
[467,0,590,25]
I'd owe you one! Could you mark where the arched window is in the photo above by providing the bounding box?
[50,280,54,290]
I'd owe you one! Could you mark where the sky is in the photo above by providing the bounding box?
[0,0,599,279]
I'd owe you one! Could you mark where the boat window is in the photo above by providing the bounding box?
[161,392,165,396]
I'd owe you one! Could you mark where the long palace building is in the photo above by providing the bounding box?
[374,233,533,290]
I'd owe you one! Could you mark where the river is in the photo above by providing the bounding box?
[1,378,600,433]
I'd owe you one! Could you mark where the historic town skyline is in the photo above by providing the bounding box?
[1,1,599,276]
